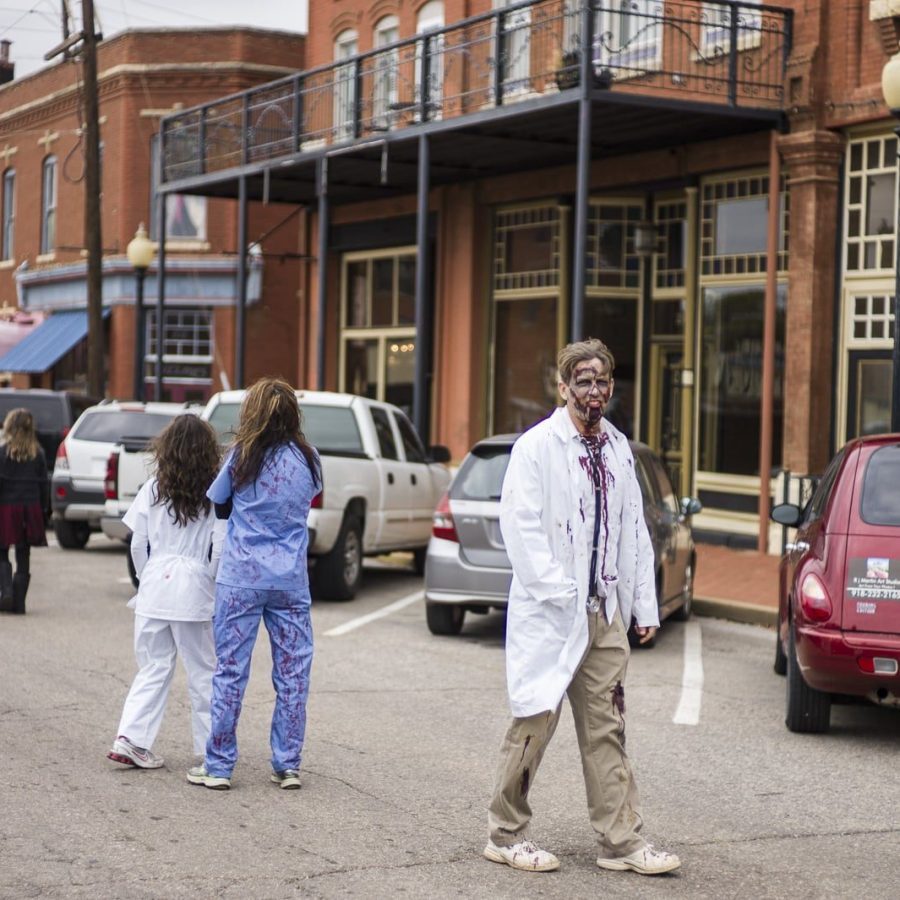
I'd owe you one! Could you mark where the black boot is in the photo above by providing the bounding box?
[12,572,29,615]
[0,560,12,613]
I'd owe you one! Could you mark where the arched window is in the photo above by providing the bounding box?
[416,2,444,119]
[41,156,57,254]
[1,168,14,260]
[334,29,359,140]
[373,16,400,129]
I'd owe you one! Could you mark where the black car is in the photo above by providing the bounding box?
[423,436,701,642]
[0,389,98,471]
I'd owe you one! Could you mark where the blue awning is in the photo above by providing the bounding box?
[0,309,108,374]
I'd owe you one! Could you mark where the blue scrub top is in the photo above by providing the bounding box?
[208,443,321,592]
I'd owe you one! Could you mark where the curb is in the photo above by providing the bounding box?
[694,596,777,629]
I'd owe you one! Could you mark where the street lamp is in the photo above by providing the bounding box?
[881,53,900,432]
[126,223,155,401]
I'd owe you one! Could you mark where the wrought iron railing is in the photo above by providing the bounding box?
[160,0,792,185]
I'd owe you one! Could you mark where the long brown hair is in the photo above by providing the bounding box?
[152,415,221,526]
[3,408,40,462]
[231,377,320,490]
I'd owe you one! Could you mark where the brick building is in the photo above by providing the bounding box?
[0,27,306,401]
[123,2,900,545]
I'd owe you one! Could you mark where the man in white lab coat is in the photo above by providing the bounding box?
[483,338,681,876]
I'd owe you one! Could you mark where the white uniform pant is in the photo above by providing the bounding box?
[117,615,215,755]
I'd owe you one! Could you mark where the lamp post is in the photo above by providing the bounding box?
[126,223,155,401]
[881,53,900,432]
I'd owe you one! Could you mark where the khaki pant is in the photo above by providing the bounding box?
[488,611,644,857]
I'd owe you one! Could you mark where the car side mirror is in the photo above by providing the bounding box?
[770,502,802,527]
[428,444,451,464]
[680,496,702,518]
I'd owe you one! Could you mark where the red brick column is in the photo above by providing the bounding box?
[779,129,844,475]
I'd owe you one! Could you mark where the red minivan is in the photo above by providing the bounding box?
[771,435,900,733]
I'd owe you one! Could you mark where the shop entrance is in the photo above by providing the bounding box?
[648,341,685,492]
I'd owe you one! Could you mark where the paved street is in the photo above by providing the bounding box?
[1,537,898,899]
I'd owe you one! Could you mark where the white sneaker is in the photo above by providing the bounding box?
[186,765,231,791]
[107,735,164,769]
[483,839,560,872]
[597,844,681,875]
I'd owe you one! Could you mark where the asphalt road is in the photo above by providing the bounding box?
[1,536,898,899]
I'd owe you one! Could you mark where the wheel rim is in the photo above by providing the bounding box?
[343,530,361,585]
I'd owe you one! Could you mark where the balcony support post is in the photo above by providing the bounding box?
[413,134,431,440]
[316,157,329,391]
[235,175,248,390]
[154,190,167,401]
[571,0,595,341]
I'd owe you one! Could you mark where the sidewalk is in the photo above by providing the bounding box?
[693,542,780,628]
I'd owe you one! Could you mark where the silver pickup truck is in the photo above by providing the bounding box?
[103,390,451,601]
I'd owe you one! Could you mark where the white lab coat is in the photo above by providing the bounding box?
[499,407,658,718]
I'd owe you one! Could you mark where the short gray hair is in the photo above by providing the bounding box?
[557,338,616,384]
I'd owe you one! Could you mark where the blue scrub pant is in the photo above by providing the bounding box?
[205,585,313,778]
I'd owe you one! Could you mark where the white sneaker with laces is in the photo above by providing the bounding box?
[106,735,164,769]
[596,844,681,875]
[483,839,560,872]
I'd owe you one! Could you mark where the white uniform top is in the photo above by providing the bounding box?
[123,478,225,622]
[499,407,658,718]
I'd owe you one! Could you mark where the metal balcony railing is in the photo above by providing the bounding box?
[160,0,792,185]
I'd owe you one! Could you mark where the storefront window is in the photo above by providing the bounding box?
[144,308,213,403]
[698,283,785,475]
[583,296,638,437]
[494,206,561,292]
[845,135,897,273]
[586,203,642,289]
[493,298,558,434]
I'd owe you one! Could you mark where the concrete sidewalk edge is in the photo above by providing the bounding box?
[694,596,777,629]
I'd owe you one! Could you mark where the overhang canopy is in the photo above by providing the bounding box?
[0,309,109,374]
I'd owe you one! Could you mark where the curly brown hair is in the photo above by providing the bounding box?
[152,415,221,526]
[231,377,320,490]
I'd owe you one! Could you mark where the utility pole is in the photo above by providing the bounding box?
[82,0,104,398]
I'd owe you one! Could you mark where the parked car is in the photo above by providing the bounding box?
[423,434,701,638]
[0,388,98,471]
[770,434,900,734]
[51,401,194,549]
[201,390,451,601]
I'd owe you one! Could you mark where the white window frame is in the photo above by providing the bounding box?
[416,1,444,121]
[493,0,532,97]
[334,29,359,141]
[373,16,400,130]
[40,156,57,254]
[702,0,763,56]
[595,0,662,76]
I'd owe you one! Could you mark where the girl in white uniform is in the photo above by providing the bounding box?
[107,415,225,770]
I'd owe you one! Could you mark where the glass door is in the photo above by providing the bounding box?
[648,341,684,491]
[846,350,892,440]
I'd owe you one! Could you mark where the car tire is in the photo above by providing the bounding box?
[425,602,465,636]
[773,624,788,676]
[54,520,90,550]
[412,546,427,576]
[671,559,694,621]
[785,627,831,733]
[315,516,363,602]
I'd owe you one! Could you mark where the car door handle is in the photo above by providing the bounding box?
[411,474,417,486]
[785,541,809,553]
[387,473,394,485]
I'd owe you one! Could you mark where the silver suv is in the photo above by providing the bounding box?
[51,401,193,549]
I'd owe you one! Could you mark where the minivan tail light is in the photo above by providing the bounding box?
[432,491,458,542]
[104,452,119,500]
[799,572,832,622]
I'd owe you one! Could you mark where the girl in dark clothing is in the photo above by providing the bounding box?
[0,408,49,614]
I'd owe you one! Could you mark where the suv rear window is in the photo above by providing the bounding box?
[72,411,177,443]
[451,444,512,501]
[860,445,900,526]
[0,395,65,431]
[206,402,365,456]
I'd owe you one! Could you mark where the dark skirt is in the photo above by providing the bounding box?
[0,503,47,548]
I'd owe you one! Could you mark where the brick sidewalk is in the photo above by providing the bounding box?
[693,542,780,626]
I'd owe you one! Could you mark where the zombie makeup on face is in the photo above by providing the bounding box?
[563,360,613,433]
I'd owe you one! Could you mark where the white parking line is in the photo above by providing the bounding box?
[672,619,704,726]
[322,590,424,637]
